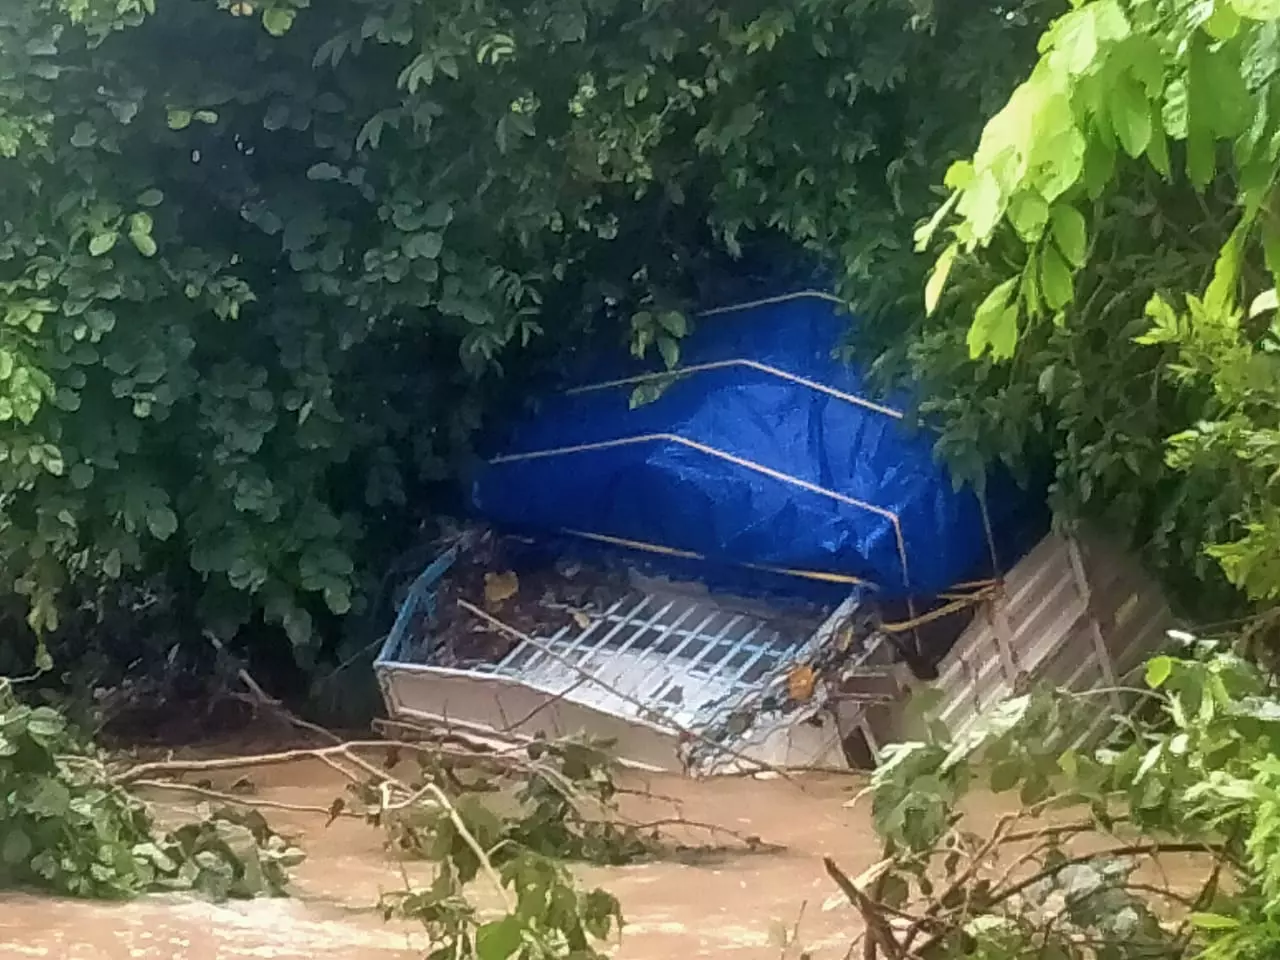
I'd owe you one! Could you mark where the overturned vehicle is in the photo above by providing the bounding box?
[376,291,1170,774]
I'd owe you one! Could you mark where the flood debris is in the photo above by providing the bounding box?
[375,292,1173,775]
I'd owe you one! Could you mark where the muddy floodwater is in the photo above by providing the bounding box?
[0,752,918,960]
[0,748,1199,960]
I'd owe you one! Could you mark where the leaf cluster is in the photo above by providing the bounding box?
[373,736,634,960]
[851,637,1280,960]
[892,0,1280,616]
[0,679,303,899]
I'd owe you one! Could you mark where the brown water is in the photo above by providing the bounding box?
[0,754,1204,960]
[0,757,902,960]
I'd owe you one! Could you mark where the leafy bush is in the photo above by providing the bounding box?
[0,679,302,899]
[891,0,1280,614]
[840,638,1280,959]
[369,737,635,960]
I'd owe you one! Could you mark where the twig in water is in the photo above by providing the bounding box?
[115,740,453,791]
[823,857,905,960]
[501,675,591,733]
[614,816,782,852]
[129,779,362,818]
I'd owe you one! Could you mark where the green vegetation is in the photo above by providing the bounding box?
[0,0,1051,679]
[376,737,636,960]
[844,636,1280,959]
[0,678,302,898]
[899,0,1280,614]
[24,4,1280,952]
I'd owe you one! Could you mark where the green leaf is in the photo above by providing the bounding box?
[989,759,1023,792]
[1008,192,1049,242]
[306,162,343,181]
[167,109,193,131]
[70,123,97,148]
[69,463,94,490]
[1050,206,1087,268]
[1188,912,1241,929]
[1040,244,1074,310]
[2,829,32,865]
[1145,655,1173,689]
[657,311,687,337]
[131,233,158,257]
[1146,100,1170,177]
[403,232,443,259]
[129,212,154,236]
[967,278,1019,360]
[476,917,524,960]
[658,335,680,369]
[323,584,351,615]
[1081,136,1116,198]
[1205,217,1249,315]
[28,778,71,817]
[89,232,118,256]
[925,243,958,316]
[1206,5,1242,39]
[147,505,179,541]
[423,201,454,228]
[1109,76,1151,158]
[262,7,296,36]
[1264,219,1280,279]
[1229,0,1280,20]
[137,189,164,207]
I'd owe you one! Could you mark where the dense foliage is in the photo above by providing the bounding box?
[0,0,1055,674]
[376,737,634,960]
[896,0,1280,612]
[0,678,302,898]
[846,637,1280,959]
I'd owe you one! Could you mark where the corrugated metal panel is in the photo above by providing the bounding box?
[922,532,1171,741]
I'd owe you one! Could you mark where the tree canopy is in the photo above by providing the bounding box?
[0,0,1051,667]
[899,0,1280,617]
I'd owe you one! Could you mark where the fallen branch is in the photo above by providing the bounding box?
[115,740,452,788]
[615,816,783,852]
[202,630,344,746]
[129,779,362,818]
[899,813,1016,952]
[824,857,906,960]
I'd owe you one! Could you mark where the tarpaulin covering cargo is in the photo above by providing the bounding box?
[471,291,1042,600]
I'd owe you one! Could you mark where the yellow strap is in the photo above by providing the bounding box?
[562,529,703,561]
[564,358,903,420]
[489,432,911,588]
[562,528,871,587]
[880,588,998,634]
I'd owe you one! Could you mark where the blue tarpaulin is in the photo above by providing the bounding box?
[470,291,1043,601]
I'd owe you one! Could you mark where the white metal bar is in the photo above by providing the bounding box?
[656,611,741,669]
[687,622,765,675]
[609,602,702,662]
[517,596,651,674]
[493,623,574,672]
[550,597,636,661]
